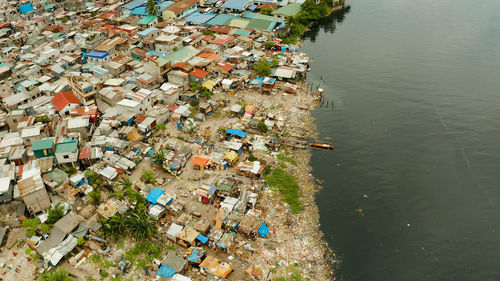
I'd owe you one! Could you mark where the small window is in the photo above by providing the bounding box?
[63,155,69,159]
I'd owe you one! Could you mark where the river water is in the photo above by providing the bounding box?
[302,0,500,280]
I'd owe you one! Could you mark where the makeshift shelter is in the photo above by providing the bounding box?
[186,247,206,264]
[216,232,235,250]
[162,251,186,273]
[200,256,232,278]
[177,226,200,247]
[223,151,238,166]
[157,265,177,279]
[196,183,216,203]
[166,223,183,241]
[191,156,210,171]
[146,188,165,204]
[226,128,247,139]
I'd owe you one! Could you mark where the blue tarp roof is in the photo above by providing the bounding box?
[87,50,109,59]
[146,188,165,204]
[138,27,158,36]
[196,234,209,244]
[258,222,270,238]
[221,0,250,10]
[156,265,176,278]
[184,12,217,24]
[226,128,247,138]
[206,14,238,26]
[121,0,147,10]
[146,50,169,57]
[187,249,203,262]
[19,3,34,14]
[248,4,257,10]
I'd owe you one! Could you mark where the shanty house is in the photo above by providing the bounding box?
[32,139,55,159]
[51,91,81,117]
[162,0,198,20]
[0,177,12,202]
[18,170,51,213]
[55,139,79,166]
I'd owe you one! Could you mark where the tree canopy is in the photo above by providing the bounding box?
[253,58,272,76]
[145,0,159,16]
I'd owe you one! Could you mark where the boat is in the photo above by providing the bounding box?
[310,142,334,150]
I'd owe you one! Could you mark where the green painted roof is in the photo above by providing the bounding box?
[247,18,275,31]
[44,4,55,10]
[271,3,301,17]
[156,57,170,67]
[55,141,78,153]
[137,15,157,25]
[32,139,53,151]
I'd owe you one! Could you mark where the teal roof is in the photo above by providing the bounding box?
[166,46,200,64]
[44,4,55,10]
[55,141,78,153]
[32,139,53,151]
[234,29,251,36]
[137,15,157,25]
[271,3,301,17]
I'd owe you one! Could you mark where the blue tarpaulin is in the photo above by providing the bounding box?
[196,234,209,244]
[156,265,176,278]
[19,3,34,14]
[247,4,257,10]
[226,129,247,138]
[146,188,165,204]
[258,223,270,238]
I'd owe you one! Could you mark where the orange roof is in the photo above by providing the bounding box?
[79,146,91,159]
[166,0,199,15]
[51,92,80,112]
[190,68,209,79]
[69,106,98,116]
[198,52,221,62]
[99,11,118,20]
[192,156,210,167]
[216,62,234,72]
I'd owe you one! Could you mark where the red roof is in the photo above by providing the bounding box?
[167,104,179,112]
[190,68,209,79]
[79,147,91,160]
[51,92,80,112]
[213,35,233,45]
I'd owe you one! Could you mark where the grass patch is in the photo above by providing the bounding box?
[265,167,302,213]
[277,154,297,166]
[124,240,173,268]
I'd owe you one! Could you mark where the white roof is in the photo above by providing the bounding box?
[68,117,89,129]
[222,79,233,85]
[117,99,140,108]
[99,166,118,180]
[104,78,125,86]
[274,66,296,79]
[167,223,183,239]
[21,126,41,138]
[160,82,179,92]
[0,177,10,192]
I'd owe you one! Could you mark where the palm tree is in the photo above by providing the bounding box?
[125,209,157,240]
[152,150,166,168]
[145,0,159,16]
[117,175,132,190]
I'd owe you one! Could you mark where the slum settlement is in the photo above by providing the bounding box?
[0,0,336,279]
